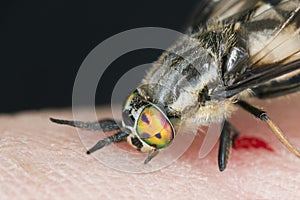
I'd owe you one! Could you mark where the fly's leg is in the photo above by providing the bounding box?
[218,120,239,171]
[50,117,120,132]
[144,150,159,164]
[86,131,129,154]
[50,117,129,154]
[237,100,300,158]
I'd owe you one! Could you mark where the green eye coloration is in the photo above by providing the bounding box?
[136,105,175,149]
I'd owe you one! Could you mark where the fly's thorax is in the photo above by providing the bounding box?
[121,89,176,152]
[187,98,236,126]
[182,88,252,127]
[137,22,253,127]
[140,24,243,114]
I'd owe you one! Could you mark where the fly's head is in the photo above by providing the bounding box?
[50,87,178,164]
[121,89,176,157]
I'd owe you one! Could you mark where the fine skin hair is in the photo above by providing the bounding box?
[1,93,300,199]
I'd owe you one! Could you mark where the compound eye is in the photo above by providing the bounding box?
[136,105,175,149]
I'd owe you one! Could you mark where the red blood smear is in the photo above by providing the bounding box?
[233,137,274,152]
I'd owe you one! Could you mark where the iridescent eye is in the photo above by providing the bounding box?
[136,105,175,149]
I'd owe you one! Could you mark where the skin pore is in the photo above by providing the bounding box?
[1,94,300,199]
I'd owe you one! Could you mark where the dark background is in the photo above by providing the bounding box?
[1,0,199,113]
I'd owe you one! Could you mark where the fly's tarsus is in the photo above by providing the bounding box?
[237,100,300,158]
[265,118,300,158]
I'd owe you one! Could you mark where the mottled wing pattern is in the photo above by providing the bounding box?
[225,0,300,97]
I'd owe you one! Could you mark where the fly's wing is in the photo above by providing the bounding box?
[224,0,300,98]
[251,72,300,98]
[185,0,282,32]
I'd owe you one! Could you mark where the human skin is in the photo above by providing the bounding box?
[1,94,300,199]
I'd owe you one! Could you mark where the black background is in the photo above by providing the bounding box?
[1,0,199,113]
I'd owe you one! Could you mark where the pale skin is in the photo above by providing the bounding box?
[1,94,300,199]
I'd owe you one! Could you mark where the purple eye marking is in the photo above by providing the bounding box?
[155,133,162,139]
[141,132,151,139]
[141,114,150,124]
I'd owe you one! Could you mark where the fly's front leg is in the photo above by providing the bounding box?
[50,117,130,154]
[50,118,121,132]
[86,131,130,154]
[218,120,239,171]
